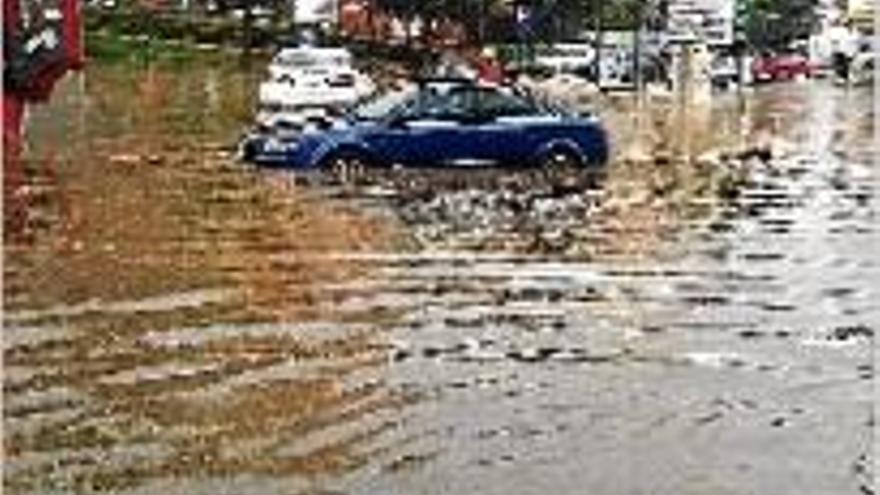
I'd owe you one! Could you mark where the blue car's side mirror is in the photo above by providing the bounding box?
[456,113,489,125]
[385,115,409,129]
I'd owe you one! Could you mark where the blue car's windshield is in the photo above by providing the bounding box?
[350,83,579,122]
[351,88,417,120]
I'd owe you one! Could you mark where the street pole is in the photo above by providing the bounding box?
[735,34,745,113]
[634,3,643,93]
[335,0,342,40]
[594,0,602,87]
[367,0,375,41]
[478,0,485,45]
[515,0,527,69]
[633,2,647,160]
[242,0,254,56]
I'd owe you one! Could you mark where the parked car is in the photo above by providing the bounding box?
[752,52,815,82]
[241,79,609,173]
[847,51,875,87]
[87,0,117,9]
[710,54,739,89]
[257,47,375,124]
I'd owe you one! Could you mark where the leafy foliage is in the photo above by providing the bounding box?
[738,0,820,49]
[369,0,661,43]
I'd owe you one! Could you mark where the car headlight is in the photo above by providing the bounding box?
[262,137,293,152]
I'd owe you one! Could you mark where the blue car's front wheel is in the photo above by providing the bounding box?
[321,150,373,185]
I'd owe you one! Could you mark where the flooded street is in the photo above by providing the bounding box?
[3,61,875,494]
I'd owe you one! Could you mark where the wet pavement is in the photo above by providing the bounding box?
[3,62,876,495]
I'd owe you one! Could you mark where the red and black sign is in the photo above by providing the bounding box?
[3,0,83,101]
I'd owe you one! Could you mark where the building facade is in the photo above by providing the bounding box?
[847,0,874,32]
[666,0,735,46]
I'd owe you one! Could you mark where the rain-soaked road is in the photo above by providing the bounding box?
[3,61,876,495]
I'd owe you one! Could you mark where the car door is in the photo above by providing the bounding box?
[364,86,474,167]
[469,87,542,166]
[434,87,496,167]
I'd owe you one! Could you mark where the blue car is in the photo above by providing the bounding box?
[241,79,610,173]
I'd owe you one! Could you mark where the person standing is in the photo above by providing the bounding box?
[3,0,83,234]
[476,46,505,84]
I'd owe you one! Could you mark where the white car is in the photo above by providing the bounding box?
[257,47,376,124]
[710,55,746,89]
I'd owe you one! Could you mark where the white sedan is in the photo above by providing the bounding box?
[257,47,375,125]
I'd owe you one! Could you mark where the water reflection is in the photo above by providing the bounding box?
[4,63,874,495]
[4,62,405,493]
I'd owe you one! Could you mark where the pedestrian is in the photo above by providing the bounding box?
[830,21,857,83]
[476,46,505,84]
[832,51,850,81]
[3,0,83,235]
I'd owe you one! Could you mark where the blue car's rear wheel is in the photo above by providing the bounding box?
[537,147,584,186]
[539,147,583,169]
[535,145,608,189]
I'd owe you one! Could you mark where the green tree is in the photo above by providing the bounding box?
[739,0,819,49]
[372,0,665,43]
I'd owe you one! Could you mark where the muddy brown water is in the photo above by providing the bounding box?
[3,63,876,495]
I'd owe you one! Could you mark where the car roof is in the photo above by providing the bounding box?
[415,77,514,92]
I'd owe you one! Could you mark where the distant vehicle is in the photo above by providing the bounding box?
[230,5,274,19]
[241,79,609,173]
[572,49,668,89]
[257,47,376,125]
[847,51,875,86]
[752,52,815,82]
[624,52,669,85]
[710,55,739,89]
[534,43,595,74]
[87,0,116,9]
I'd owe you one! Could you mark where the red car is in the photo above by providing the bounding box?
[752,52,815,82]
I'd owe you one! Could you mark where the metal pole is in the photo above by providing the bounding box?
[478,0,485,45]
[594,0,602,86]
[634,5,642,92]
[735,36,745,112]
[367,0,375,41]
